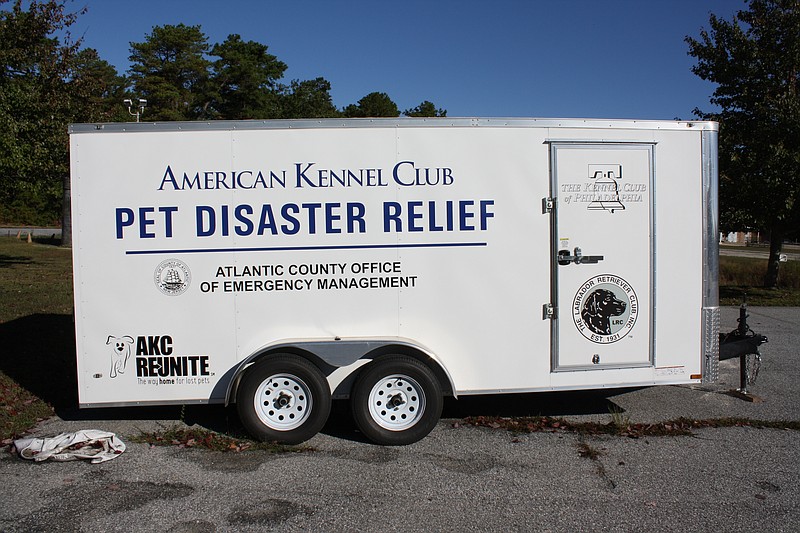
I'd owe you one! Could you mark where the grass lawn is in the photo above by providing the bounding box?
[719,253,800,306]
[0,237,74,441]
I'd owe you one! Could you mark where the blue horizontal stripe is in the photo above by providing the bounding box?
[126,241,487,256]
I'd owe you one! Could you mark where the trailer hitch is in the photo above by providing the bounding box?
[719,300,768,398]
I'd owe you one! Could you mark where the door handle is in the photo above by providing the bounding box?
[558,247,604,266]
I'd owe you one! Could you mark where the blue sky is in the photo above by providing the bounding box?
[71,0,743,119]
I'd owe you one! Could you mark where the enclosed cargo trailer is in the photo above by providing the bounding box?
[69,117,719,444]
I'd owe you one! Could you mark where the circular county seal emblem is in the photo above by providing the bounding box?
[572,274,638,344]
[154,259,191,296]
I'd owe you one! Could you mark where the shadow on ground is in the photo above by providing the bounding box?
[0,314,629,442]
[0,314,78,410]
[321,389,630,443]
[441,389,630,419]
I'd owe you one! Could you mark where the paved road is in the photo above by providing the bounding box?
[0,227,62,238]
[720,244,800,261]
[1,307,798,532]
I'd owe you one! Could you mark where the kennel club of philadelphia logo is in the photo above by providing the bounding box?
[572,274,638,343]
[154,259,191,295]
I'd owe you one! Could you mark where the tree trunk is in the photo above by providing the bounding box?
[61,174,72,248]
[764,225,784,288]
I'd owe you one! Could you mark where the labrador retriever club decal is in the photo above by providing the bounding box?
[573,274,638,343]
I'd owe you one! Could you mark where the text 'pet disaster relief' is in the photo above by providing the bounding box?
[69,117,719,445]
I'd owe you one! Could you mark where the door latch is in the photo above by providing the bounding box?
[558,247,604,266]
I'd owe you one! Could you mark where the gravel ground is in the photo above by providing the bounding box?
[1,306,798,532]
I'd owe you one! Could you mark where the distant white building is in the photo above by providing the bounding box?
[721,231,761,245]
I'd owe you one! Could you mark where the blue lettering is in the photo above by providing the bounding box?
[270,171,286,188]
[365,169,383,186]
[442,168,454,185]
[281,204,300,235]
[116,206,177,239]
[429,202,443,232]
[234,204,254,236]
[182,172,200,190]
[115,208,134,238]
[253,172,267,189]
[329,169,346,187]
[220,204,229,236]
[347,203,366,233]
[459,200,475,231]
[408,201,424,232]
[295,163,316,187]
[392,161,415,186]
[480,200,495,230]
[236,171,253,189]
[196,206,215,237]
[302,203,321,234]
[325,203,341,234]
[258,204,277,235]
[446,201,454,231]
[158,166,178,190]
[139,207,156,238]
[383,202,402,232]
[159,206,178,238]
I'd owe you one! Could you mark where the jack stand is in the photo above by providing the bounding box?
[720,300,767,402]
[726,386,764,403]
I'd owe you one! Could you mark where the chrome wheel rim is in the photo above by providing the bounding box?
[254,373,313,431]
[367,374,425,431]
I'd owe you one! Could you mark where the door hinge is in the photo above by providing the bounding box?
[542,197,555,214]
[543,303,556,320]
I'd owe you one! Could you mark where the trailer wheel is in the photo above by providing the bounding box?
[236,355,331,445]
[351,356,443,445]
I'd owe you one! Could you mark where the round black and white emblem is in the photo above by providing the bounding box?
[572,274,638,344]
[154,259,191,296]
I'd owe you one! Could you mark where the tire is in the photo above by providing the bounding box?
[351,355,443,445]
[236,355,331,445]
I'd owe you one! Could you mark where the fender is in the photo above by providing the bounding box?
[222,336,457,405]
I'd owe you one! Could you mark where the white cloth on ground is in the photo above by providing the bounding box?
[14,430,126,463]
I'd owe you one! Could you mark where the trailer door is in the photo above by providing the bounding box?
[549,142,654,371]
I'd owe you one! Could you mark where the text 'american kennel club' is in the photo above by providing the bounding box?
[69,117,719,445]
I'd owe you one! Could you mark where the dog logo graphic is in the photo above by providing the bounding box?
[572,275,638,344]
[581,289,627,335]
[106,335,134,378]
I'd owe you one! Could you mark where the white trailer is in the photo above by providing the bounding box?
[69,117,719,445]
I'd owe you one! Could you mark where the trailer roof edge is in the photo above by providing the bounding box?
[69,117,719,134]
